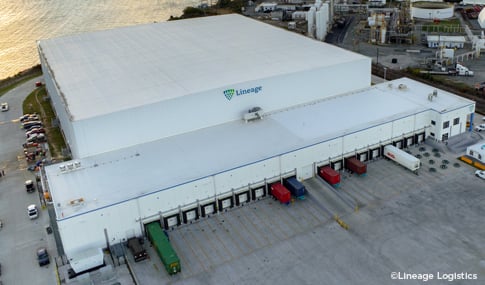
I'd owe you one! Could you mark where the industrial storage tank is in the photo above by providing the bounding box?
[411,2,454,20]
[479,9,485,29]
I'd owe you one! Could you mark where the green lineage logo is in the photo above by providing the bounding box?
[223,86,262,101]
[223,89,235,100]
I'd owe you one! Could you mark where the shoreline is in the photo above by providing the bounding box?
[0,65,42,90]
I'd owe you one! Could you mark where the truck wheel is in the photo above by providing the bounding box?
[465,71,469,76]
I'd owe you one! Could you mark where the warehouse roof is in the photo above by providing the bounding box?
[37,14,366,121]
[44,77,474,219]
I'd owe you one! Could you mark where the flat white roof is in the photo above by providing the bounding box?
[45,78,474,219]
[427,35,466,42]
[467,141,485,153]
[38,14,367,121]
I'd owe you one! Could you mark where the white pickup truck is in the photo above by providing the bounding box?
[474,124,485,132]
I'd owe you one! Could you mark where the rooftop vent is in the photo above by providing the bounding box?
[243,107,264,123]
[428,90,438,101]
[398,83,407,90]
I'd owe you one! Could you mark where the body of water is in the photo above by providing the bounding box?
[0,0,199,80]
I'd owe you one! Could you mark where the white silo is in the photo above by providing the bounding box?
[316,4,329,41]
[380,26,386,44]
[307,7,316,38]
[316,10,323,40]
[322,3,329,29]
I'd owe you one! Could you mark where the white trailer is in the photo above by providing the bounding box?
[383,145,421,173]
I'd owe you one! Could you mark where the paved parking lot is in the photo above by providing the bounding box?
[129,138,485,285]
[0,77,57,285]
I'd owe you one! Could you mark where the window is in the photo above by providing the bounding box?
[430,132,435,137]
[479,154,482,160]
[442,133,448,141]
[453,118,459,125]
[470,150,474,156]
[431,120,436,125]
[443,121,449,129]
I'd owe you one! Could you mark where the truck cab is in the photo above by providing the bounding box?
[455,63,474,76]
[25,180,35,193]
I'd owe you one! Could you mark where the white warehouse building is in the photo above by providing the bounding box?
[38,14,475,272]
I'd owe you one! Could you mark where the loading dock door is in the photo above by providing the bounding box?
[370,148,380,159]
[415,132,425,143]
[163,214,180,230]
[358,152,367,162]
[331,160,342,171]
[394,140,402,149]
[183,208,199,223]
[201,202,216,217]
[218,196,234,212]
[235,191,249,206]
[406,136,414,147]
[252,187,265,200]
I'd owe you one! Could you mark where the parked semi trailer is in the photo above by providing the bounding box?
[318,166,341,187]
[345,157,367,175]
[146,222,181,275]
[283,177,306,199]
[270,182,291,204]
[383,145,420,174]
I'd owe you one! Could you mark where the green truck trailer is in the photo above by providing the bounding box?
[146,222,181,275]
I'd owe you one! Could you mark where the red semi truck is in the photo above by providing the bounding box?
[270,182,291,204]
[345,157,367,175]
[318,166,341,187]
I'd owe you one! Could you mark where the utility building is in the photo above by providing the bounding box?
[38,14,475,273]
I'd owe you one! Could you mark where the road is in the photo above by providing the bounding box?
[0,76,57,285]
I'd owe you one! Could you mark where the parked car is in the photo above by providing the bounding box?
[26,133,46,143]
[22,115,40,123]
[27,204,38,219]
[35,81,43,87]
[475,81,485,91]
[20,114,39,122]
[22,142,39,148]
[24,124,44,132]
[36,247,50,266]
[22,120,43,130]
[26,127,46,137]
[1,102,8,112]
[474,124,485,132]
[475,170,485,180]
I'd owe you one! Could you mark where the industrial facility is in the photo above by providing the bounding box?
[37,14,475,274]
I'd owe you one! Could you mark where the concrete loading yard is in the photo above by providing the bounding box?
[128,138,485,285]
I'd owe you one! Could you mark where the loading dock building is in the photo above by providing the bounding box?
[38,14,475,272]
